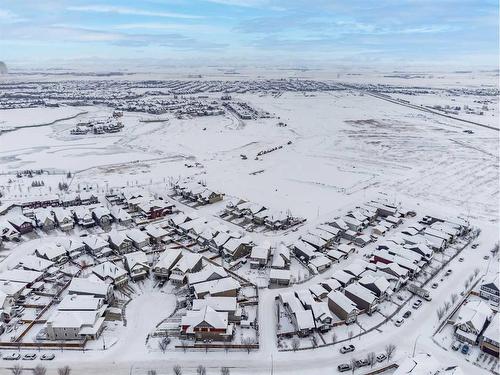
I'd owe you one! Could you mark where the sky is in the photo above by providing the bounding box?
[0,0,498,69]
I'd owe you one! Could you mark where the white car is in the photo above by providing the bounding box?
[395,318,404,327]
[3,353,20,360]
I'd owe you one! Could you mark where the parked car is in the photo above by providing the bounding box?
[445,269,452,276]
[471,243,478,249]
[338,364,351,372]
[395,318,404,327]
[3,353,20,360]
[461,344,469,354]
[484,255,490,260]
[355,359,369,368]
[376,353,387,362]
[458,257,464,262]
[412,300,422,309]
[452,341,462,351]
[40,354,55,360]
[22,353,36,360]
[431,283,439,289]
[403,311,412,319]
[340,344,355,354]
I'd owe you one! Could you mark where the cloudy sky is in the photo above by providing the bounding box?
[0,0,498,67]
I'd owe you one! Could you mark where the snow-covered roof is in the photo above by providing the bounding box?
[0,269,42,284]
[269,268,291,281]
[327,291,358,314]
[193,277,240,297]
[345,283,378,304]
[58,294,104,311]
[192,296,237,312]
[188,263,228,285]
[92,261,127,281]
[18,255,54,272]
[181,306,228,331]
[154,249,183,270]
[454,300,493,332]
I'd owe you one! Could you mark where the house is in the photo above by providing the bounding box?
[0,222,20,242]
[330,218,348,232]
[295,290,333,332]
[337,243,355,255]
[153,249,183,279]
[0,269,43,287]
[60,193,81,207]
[309,255,332,273]
[46,306,106,341]
[18,255,54,272]
[138,199,173,220]
[124,251,150,281]
[92,206,112,227]
[301,233,327,250]
[269,269,291,286]
[454,300,493,345]
[79,192,98,205]
[92,261,128,287]
[35,244,68,264]
[320,279,342,293]
[327,291,358,324]
[249,243,271,268]
[72,206,95,228]
[359,274,391,300]
[271,244,291,269]
[187,264,228,286]
[480,273,499,309]
[309,284,329,300]
[222,237,253,261]
[278,291,315,336]
[0,290,14,322]
[58,238,86,259]
[331,270,356,287]
[68,278,114,302]
[326,249,346,262]
[34,209,56,231]
[109,205,132,226]
[480,313,499,357]
[181,306,232,341]
[126,228,150,250]
[193,277,240,299]
[83,235,109,256]
[208,231,232,252]
[52,207,74,231]
[344,283,379,315]
[192,297,240,322]
[108,231,134,254]
[7,215,33,234]
[145,224,170,244]
[343,216,364,232]
[169,253,203,284]
[292,241,316,263]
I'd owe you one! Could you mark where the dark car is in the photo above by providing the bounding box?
[355,359,369,368]
[338,364,351,372]
[461,344,469,354]
[403,311,412,319]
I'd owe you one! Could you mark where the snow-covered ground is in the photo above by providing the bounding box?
[0,71,498,374]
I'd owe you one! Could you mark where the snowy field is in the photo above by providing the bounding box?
[0,71,498,375]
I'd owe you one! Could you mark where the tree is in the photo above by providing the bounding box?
[291,337,300,351]
[11,365,23,375]
[221,367,230,375]
[348,330,354,341]
[33,366,47,375]
[451,293,458,304]
[58,367,71,375]
[173,365,182,375]
[331,332,337,344]
[443,301,451,312]
[385,344,396,362]
[491,243,499,256]
[159,337,169,353]
[350,358,357,374]
[242,337,255,354]
[437,307,445,321]
[147,371,157,375]
[367,352,376,368]
[197,365,207,375]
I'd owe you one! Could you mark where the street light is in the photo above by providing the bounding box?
[412,334,421,357]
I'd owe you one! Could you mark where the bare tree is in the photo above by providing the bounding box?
[197,365,207,375]
[292,337,300,351]
[367,352,376,368]
[385,344,396,362]
[437,307,445,321]
[331,332,337,344]
[159,337,169,353]
[173,365,182,375]
[242,337,255,354]
[491,243,499,256]
[11,365,23,375]
[147,371,157,375]
[451,293,458,304]
[348,331,354,341]
[443,301,451,312]
[58,367,71,375]
[33,366,47,375]
[221,367,230,375]
[350,358,357,374]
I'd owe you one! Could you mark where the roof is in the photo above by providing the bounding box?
[58,294,103,311]
[193,277,240,296]
[0,269,42,284]
[250,244,270,260]
[188,264,227,285]
[269,268,291,281]
[124,251,149,268]
[192,297,237,312]
[83,235,108,250]
[482,313,500,342]
[18,255,54,272]
[126,228,150,244]
[92,206,111,219]
[35,245,67,260]
[145,224,169,238]
[345,283,378,304]
[327,291,358,314]
[181,306,228,330]
[154,249,183,270]
[68,278,111,297]
[92,261,127,281]
[172,252,202,273]
[454,300,492,332]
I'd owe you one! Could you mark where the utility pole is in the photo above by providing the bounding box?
[412,334,421,357]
